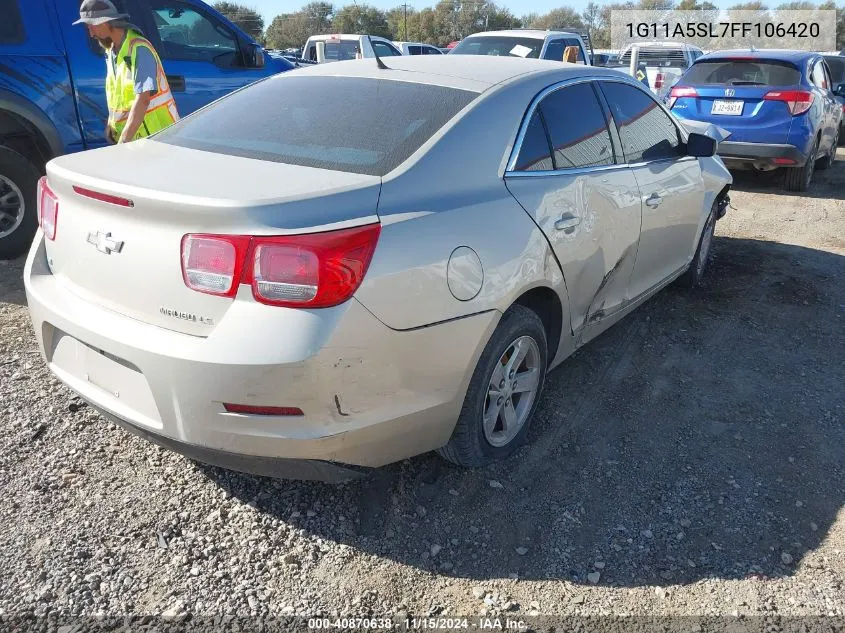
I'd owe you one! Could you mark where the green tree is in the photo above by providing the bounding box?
[213,2,264,41]
[728,1,767,8]
[265,13,311,49]
[332,4,391,36]
[532,7,586,30]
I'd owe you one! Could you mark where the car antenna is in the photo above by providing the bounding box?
[367,35,390,70]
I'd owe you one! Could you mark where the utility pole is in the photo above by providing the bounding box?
[400,2,411,40]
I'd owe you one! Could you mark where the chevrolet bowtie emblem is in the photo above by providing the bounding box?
[87,231,124,254]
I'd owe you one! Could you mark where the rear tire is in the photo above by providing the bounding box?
[437,305,548,468]
[0,146,40,260]
[677,201,717,289]
[783,139,817,192]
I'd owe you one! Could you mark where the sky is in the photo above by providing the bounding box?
[249,0,737,25]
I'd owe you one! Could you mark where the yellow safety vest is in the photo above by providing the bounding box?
[106,30,179,141]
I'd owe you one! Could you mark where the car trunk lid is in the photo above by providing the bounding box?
[43,142,381,336]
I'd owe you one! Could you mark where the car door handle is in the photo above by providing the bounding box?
[645,193,663,208]
[554,215,581,231]
[167,75,186,92]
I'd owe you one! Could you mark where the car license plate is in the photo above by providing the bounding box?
[711,100,743,116]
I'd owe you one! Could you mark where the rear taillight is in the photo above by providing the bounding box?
[667,86,697,108]
[180,224,381,309]
[764,90,814,115]
[37,176,58,241]
[180,234,251,297]
[654,73,665,89]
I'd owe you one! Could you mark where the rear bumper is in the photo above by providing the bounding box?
[717,141,808,167]
[92,404,368,482]
[24,232,498,478]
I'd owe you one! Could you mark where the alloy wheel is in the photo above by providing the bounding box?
[483,335,542,448]
[0,175,25,239]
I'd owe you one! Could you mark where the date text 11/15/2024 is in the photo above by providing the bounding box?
[626,21,820,39]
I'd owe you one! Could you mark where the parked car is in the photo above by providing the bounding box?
[302,34,402,63]
[617,42,704,100]
[668,49,842,191]
[823,54,845,144]
[592,52,619,66]
[394,41,443,55]
[0,0,293,259]
[449,30,591,65]
[26,57,731,482]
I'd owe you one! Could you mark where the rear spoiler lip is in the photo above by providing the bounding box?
[678,119,732,143]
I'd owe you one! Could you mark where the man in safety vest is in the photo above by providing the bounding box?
[74,0,179,144]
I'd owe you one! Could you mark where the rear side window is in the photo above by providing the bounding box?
[0,0,25,45]
[543,39,585,63]
[683,60,801,86]
[600,81,682,163]
[826,57,845,84]
[513,112,553,172]
[155,75,478,176]
[811,60,829,89]
[540,83,614,169]
[408,45,421,55]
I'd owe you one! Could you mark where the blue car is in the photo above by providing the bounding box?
[668,50,842,191]
[0,0,294,258]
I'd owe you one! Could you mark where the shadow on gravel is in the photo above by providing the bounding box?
[727,149,845,200]
[0,257,27,306]
[199,236,845,588]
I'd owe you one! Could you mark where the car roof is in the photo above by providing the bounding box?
[306,34,388,42]
[699,49,818,63]
[463,29,581,41]
[287,55,624,92]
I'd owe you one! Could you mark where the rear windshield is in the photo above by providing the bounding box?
[155,76,479,176]
[620,47,689,67]
[683,59,801,86]
[451,36,543,59]
[309,40,359,61]
[825,56,845,84]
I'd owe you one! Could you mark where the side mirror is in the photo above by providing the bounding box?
[834,83,845,98]
[687,132,717,157]
[244,43,265,68]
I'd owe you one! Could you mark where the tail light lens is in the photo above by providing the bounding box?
[764,90,814,115]
[180,224,381,309]
[181,234,251,297]
[667,86,697,109]
[654,73,665,89]
[37,176,59,241]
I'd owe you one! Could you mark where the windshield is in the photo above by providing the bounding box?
[451,36,543,59]
[825,56,845,84]
[155,76,479,176]
[682,60,801,86]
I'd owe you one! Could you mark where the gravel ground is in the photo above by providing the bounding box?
[1,152,844,627]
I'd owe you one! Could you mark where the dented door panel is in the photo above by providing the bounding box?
[626,157,706,300]
[505,166,642,336]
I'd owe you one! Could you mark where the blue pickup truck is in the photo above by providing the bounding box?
[0,0,293,258]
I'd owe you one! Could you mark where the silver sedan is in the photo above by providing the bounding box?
[25,56,732,481]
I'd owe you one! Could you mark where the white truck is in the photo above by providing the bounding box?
[617,42,704,101]
[448,29,592,65]
[302,35,403,63]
